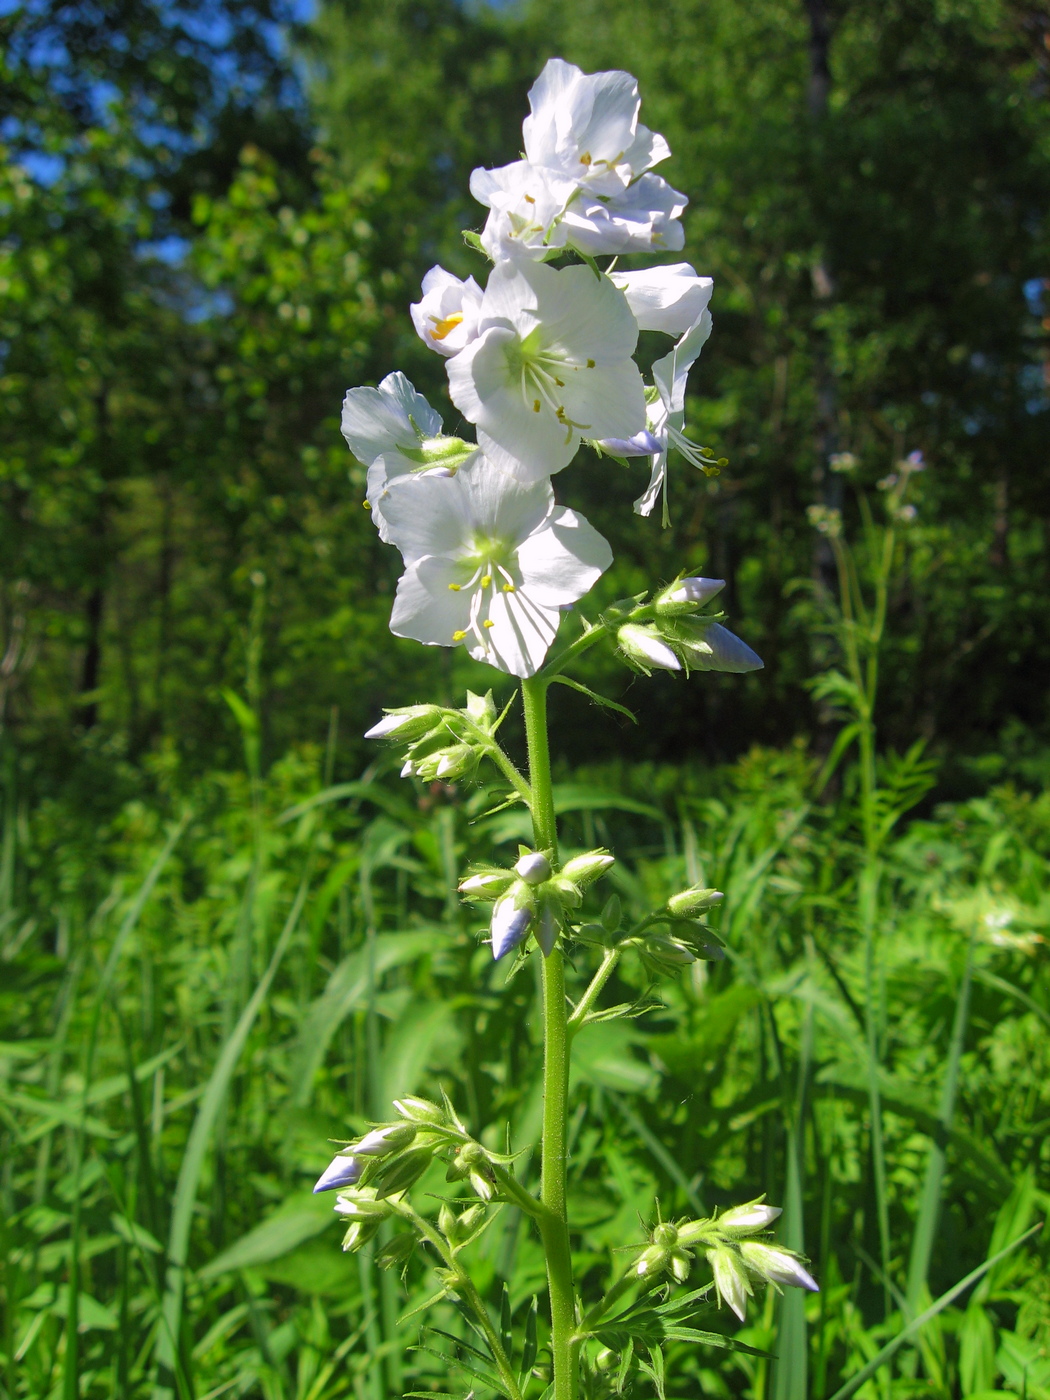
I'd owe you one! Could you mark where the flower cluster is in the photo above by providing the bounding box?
[614,576,763,677]
[630,1199,818,1320]
[461,847,616,959]
[312,1093,516,1252]
[342,58,755,682]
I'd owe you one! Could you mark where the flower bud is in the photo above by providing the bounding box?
[459,870,515,897]
[535,899,560,957]
[670,1249,692,1283]
[514,851,552,885]
[313,1152,363,1193]
[618,623,681,673]
[595,1348,618,1373]
[333,1187,388,1219]
[414,743,476,783]
[457,1203,486,1234]
[707,1246,752,1321]
[634,1243,671,1277]
[738,1242,819,1292]
[364,705,443,741]
[373,1144,435,1198]
[447,1141,486,1180]
[464,689,498,728]
[656,577,725,610]
[353,1123,417,1157]
[490,892,534,959]
[670,621,763,675]
[419,436,477,471]
[341,1217,381,1252]
[375,1232,417,1270]
[677,1217,717,1247]
[560,850,615,886]
[652,1222,679,1248]
[439,1202,458,1240]
[717,1199,782,1234]
[644,933,696,969]
[667,886,724,917]
[549,876,583,908]
[392,1095,445,1125]
[469,1167,495,1202]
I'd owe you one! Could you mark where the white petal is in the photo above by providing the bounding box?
[633,449,669,518]
[341,372,442,465]
[562,173,688,256]
[653,308,714,415]
[523,59,640,197]
[455,454,554,543]
[558,357,647,444]
[611,264,713,335]
[389,557,472,648]
[410,265,484,357]
[374,470,472,564]
[516,507,612,608]
[469,586,561,678]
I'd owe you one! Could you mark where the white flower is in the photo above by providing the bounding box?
[560,173,687,256]
[522,58,670,196]
[375,455,612,678]
[610,264,713,334]
[660,576,725,606]
[471,160,577,263]
[446,260,645,481]
[410,265,484,356]
[631,308,715,519]
[341,371,443,467]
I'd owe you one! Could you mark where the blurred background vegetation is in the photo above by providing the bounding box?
[1,1,1048,1398]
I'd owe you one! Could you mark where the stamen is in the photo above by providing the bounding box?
[483,619,495,629]
[533,399,541,412]
[362,500,371,509]
[580,151,592,165]
[430,312,464,342]
[503,583,514,592]
[586,359,595,368]
[452,630,466,641]
[448,583,461,591]
[480,574,491,587]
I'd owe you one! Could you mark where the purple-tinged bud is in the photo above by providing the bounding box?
[658,577,725,608]
[595,430,664,458]
[738,1241,819,1292]
[514,851,552,885]
[491,895,533,959]
[535,901,560,957]
[313,1153,363,1193]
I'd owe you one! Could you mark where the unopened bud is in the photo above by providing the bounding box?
[652,1222,679,1248]
[464,689,498,727]
[393,1095,445,1125]
[707,1246,752,1321]
[618,623,681,673]
[657,577,725,609]
[439,1202,458,1240]
[644,934,696,968]
[364,705,443,741]
[738,1241,819,1292]
[414,743,476,782]
[373,1143,435,1198]
[459,870,515,897]
[375,1232,416,1270]
[341,1218,380,1252]
[718,1199,782,1234]
[514,851,552,885]
[595,1348,618,1373]
[667,887,724,917]
[353,1123,417,1157]
[333,1188,388,1219]
[313,1152,363,1193]
[491,892,533,959]
[560,850,615,886]
[670,1249,692,1283]
[635,1244,671,1277]
[673,621,763,675]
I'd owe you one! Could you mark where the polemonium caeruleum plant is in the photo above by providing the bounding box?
[317,58,817,1400]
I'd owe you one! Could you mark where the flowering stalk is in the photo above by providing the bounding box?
[522,676,577,1400]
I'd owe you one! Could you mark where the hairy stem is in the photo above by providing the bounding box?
[521,677,578,1400]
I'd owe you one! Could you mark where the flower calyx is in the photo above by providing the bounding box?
[632,1220,693,1283]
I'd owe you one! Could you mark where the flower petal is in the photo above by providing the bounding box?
[516,507,612,608]
[372,470,473,564]
[341,372,442,465]
[611,264,713,335]
[389,556,472,647]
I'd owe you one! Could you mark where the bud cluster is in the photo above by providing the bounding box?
[460,847,615,960]
[364,690,504,784]
[612,578,763,678]
[312,1093,513,1253]
[629,1198,817,1321]
[630,884,726,972]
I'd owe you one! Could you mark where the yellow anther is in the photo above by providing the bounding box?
[452,630,467,641]
[586,358,595,368]
[554,376,564,387]
[524,193,535,204]
[483,619,495,629]
[448,583,461,591]
[533,399,541,412]
[580,150,592,165]
[480,574,491,587]
[502,583,515,592]
[362,500,371,509]
[430,312,464,342]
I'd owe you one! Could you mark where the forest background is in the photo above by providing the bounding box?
[2,1,1050,1399]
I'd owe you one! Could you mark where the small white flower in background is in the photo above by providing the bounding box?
[631,308,715,521]
[446,259,645,481]
[374,455,612,678]
[410,265,484,356]
[522,58,670,196]
[611,264,713,334]
[560,172,688,255]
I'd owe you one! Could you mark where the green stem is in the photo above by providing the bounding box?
[521,677,578,1400]
[567,948,621,1036]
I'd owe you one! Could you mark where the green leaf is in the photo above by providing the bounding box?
[196,1192,333,1279]
[549,676,638,723]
